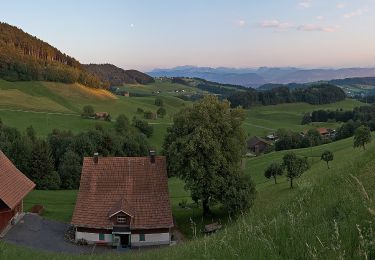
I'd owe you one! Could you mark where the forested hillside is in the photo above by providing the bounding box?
[84,64,154,86]
[0,22,105,87]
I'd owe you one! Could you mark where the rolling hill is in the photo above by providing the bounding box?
[0,22,153,88]
[83,64,154,86]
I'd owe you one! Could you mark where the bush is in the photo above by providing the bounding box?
[144,111,157,120]
[155,98,164,107]
[81,105,94,118]
[132,118,153,137]
[157,107,167,118]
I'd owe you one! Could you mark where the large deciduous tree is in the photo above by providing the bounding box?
[354,125,372,150]
[264,162,284,184]
[163,95,256,216]
[321,150,334,169]
[282,152,309,189]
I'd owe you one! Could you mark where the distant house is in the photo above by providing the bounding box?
[123,91,130,97]
[266,133,277,141]
[301,128,336,138]
[247,136,272,155]
[95,112,109,120]
[0,151,35,236]
[317,128,330,137]
[71,152,174,248]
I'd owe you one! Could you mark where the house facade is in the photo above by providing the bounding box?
[0,151,35,236]
[71,152,174,248]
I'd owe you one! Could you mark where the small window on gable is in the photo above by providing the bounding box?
[139,234,145,241]
[117,215,126,224]
[99,233,105,241]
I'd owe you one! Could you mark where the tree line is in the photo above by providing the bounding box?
[0,115,152,190]
[274,128,329,151]
[228,84,346,108]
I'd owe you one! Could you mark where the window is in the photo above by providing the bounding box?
[139,234,145,242]
[99,233,105,241]
[117,216,126,224]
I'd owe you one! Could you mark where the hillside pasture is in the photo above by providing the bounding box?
[243,99,364,136]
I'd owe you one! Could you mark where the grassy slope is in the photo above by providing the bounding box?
[0,79,190,149]
[243,99,364,137]
[2,136,375,259]
[0,79,364,149]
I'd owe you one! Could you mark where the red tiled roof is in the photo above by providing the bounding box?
[317,128,329,135]
[0,151,35,210]
[71,156,174,230]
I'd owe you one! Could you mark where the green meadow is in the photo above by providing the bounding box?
[1,79,374,258]
[0,79,364,150]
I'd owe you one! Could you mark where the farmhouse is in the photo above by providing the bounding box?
[0,151,35,236]
[94,112,109,120]
[247,136,272,155]
[71,152,174,248]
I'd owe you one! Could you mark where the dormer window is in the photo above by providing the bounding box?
[117,216,126,224]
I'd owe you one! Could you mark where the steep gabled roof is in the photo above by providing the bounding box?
[247,136,271,147]
[0,151,35,210]
[71,156,174,230]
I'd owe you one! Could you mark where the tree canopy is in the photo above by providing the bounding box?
[264,162,284,184]
[321,150,334,169]
[282,152,309,189]
[354,125,372,150]
[163,95,256,216]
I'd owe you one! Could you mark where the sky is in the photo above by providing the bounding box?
[1,0,375,71]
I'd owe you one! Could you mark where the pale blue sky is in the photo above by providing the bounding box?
[1,0,375,71]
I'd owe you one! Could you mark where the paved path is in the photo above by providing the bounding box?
[243,122,275,131]
[3,214,110,254]
[0,108,80,117]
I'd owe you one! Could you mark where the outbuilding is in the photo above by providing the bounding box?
[0,151,35,236]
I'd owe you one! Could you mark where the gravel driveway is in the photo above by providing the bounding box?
[2,213,111,254]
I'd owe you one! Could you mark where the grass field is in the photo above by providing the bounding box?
[0,79,365,151]
[0,79,192,149]
[2,134,375,259]
[243,99,365,137]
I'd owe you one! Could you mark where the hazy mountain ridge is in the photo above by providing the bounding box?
[149,66,375,87]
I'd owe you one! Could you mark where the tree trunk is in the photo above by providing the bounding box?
[290,178,293,189]
[202,197,211,217]
[326,161,330,169]
[274,175,277,184]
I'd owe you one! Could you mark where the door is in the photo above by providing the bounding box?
[120,234,130,248]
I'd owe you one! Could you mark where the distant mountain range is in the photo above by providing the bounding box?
[148,66,375,88]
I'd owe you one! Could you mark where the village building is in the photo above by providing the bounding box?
[0,151,35,236]
[71,152,174,248]
[94,112,109,120]
[123,91,130,97]
[247,136,272,155]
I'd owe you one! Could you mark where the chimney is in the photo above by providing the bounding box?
[149,150,156,163]
[93,152,99,164]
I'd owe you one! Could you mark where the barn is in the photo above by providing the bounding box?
[71,152,174,248]
[0,151,35,236]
